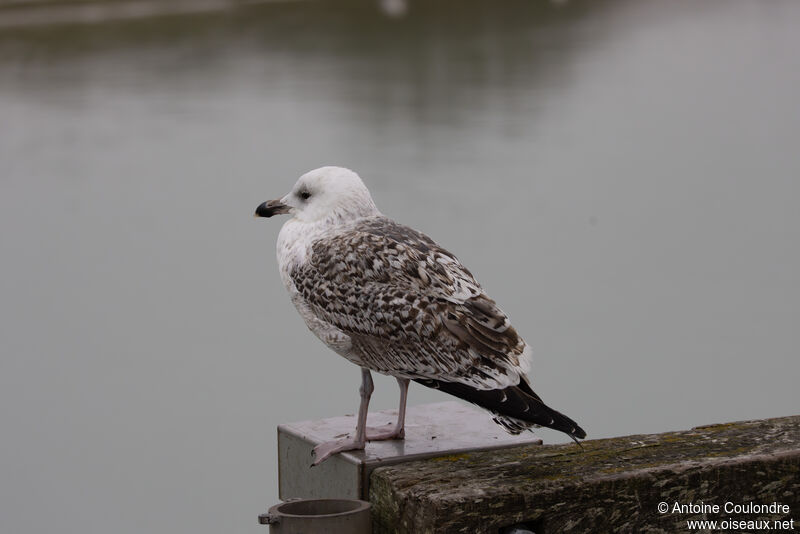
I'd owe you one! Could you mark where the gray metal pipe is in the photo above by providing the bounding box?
[259,499,371,534]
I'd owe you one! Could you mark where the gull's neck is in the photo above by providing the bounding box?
[276,211,381,288]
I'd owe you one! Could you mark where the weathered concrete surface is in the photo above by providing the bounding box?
[370,415,800,534]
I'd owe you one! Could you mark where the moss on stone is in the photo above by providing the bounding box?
[370,415,800,534]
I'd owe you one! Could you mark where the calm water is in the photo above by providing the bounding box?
[1,1,799,533]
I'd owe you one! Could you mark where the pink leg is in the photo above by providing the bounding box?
[366,377,409,441]
[312,368,373,466]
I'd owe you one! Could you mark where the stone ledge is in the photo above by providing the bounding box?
[369,415,800,533]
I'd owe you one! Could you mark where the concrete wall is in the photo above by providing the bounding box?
[370,415,800,533]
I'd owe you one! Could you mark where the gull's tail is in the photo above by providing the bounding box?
[414,377,586,442]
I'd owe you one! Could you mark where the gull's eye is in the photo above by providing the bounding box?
[299,190,311,201]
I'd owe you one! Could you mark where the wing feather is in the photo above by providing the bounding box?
[290,216,529,389]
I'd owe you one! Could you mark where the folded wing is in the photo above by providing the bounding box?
[290,216,585,439]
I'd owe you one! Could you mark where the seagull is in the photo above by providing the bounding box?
[255,166,586,465]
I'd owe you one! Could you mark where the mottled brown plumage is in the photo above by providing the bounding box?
[257,166,585,464]
[291,216,528,389]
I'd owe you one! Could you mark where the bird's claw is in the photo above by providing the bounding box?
[310,437,366,466]
[365,424,405,441]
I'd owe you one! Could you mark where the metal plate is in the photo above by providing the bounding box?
[278,401,542,500]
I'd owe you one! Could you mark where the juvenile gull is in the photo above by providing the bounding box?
[255,166,586,464]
